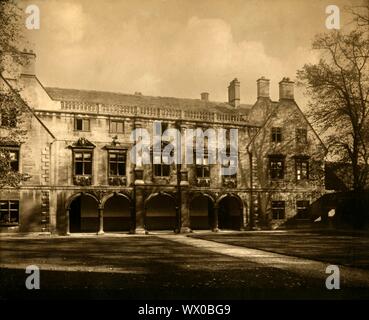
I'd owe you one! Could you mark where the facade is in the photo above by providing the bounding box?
[0,52,326,234]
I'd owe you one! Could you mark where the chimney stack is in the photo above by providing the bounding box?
[201,92,209,101]
[279,77,294,100]
[228,78,240,107]
[21,49,36,76]
[257,76,270,99]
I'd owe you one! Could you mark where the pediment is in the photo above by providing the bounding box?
[69,137,96,149]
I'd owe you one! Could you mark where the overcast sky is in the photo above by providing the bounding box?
[20,0,363,107]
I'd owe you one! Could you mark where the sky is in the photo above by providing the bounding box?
[20,0,364,108]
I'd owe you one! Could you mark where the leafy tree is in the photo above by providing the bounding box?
[0,0,28,187]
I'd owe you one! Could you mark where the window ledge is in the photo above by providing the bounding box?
[108,176,127,186]
[196,177,210,187]
[0,223,19,227]
[73,175,92,186]
[222,176,237,188]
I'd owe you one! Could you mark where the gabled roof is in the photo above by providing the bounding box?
[45,87,253,116]
[0,74,56,140]
[246,97,327,153]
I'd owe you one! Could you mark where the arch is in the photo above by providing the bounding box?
[101,191,132,209]
[65,192,99,210]
[189,192,216,206]
[216,193,244,209]
[145,192,177,231]
[217,193,244,230]
[189,192,215,230]
[67,193,99,233]
[103,193,132,232]
[144,191,176,209]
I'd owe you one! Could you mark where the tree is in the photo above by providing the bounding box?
[297,26,369,192]
[0,0,28,188]
[350,2,369,27]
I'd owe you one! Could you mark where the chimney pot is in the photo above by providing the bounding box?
[201,92,209,101]
[228,78,240,108]
[20,50,36,76]
[279,77,294,100]
[257,77,270,99]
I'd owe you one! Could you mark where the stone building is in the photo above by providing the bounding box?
[0,52,326,234]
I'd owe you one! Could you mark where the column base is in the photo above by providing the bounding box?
[134,180,145,185]
[212,228,220,232]
[130,227,147,234]
[97,230,105,235]
[179,227,192,233]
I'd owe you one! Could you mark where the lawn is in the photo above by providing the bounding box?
[0,235,361,299]
[190,230,369,269]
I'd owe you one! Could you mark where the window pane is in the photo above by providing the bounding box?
[162,165,170,176]
[0,212,9,223]
[0,201,19,224]
[203,166,210,177]
[75,162,83,175]
[110,121,117,133]
[10,202,18,210]
[83,119,90,131]
[118,163,126,176]
[154,164,161,176]
[84,162,92,175]
[110,163,117,175]
[83,152,92,160]
[9,151,17,161]
[75,153,83,160]
[10,211,19,223]
[9,151,19,171]
[117,122,124,133]
[75,119,83,130]
[109,153,117,160]
[117,153,125,162]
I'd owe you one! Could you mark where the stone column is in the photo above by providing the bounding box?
[180,189,191,233]
[97,206,104,235]
[65,208,70,235]
[212,205,219,232]
[132,118,146,234]
[179,123,189,187]
[178,122,191,233]
[240,204,247,231]
[129,203,135,234]
[134,187,146,234]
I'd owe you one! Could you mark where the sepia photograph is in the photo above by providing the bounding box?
[0,0,369,309]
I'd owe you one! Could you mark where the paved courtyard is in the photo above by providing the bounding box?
[1,231,369,299]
